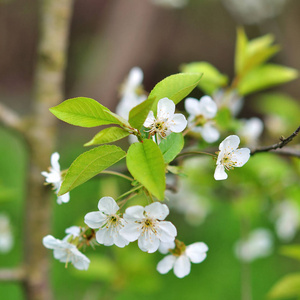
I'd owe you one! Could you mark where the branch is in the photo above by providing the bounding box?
[0,267,26,282]
[0,102,24,133]
[251,126,300,156]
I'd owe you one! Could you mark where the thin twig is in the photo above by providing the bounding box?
[0,267,26,282]
[251,126,300,156]
[0,102,24,133]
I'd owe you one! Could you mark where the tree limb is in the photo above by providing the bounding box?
[0,102,24,133]
[0,267,26,282]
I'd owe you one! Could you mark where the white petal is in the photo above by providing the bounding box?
[231,148,250,167]
[169,114,187,133]
[65,226,80,237]
[50,152,61,172]
[219,135,240,152]
[119,222,141,242]
[214,165,228,180]
[158,240,176,254]
[53,248,69,262]
[185,242,208,263]
[84,211,107,228]
[184,98,201,116]
[71,250,90,270]
[145,202,169,220]
[123,205,145,220]
[43,235,60,249]
[138,230,160,253]
[157,221,177,242]
[113,233,130,248]
[157,255,176,274]
[95,228,114,246]
[57,192,70,204]
[157,98,175,120]
[144,111,155,128]
[127,67,143,88]
[198,96,218,119]
[98,197,119,215]
[173,255,191,278]
[200,123,220,143]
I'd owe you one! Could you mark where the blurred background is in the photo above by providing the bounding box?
[0,0,300,299]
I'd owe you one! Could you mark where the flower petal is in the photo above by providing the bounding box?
[98,197,119,215]
[198,96,217,119]
[231,148,250,167]
[119,222,141,242]
[57,192,70,204]
[138,230,160,253]
[173,255,191,278]
[169,114,187,133]
[145,202,169,220]
[84,211,107,229]
[71,249,90,270]
[144,111,155,128]
[214,165,228,180]
[123,205,145,220]
[95,228,114,246]
[200,123,220,143]
[157,255,176,274]
[158,240,176,254]
[184,98,201,116]
[157,221,177,242]
[51,152,61,172]
[157,98,175,120]
[185,242,208,263]
[219,135,240,152]
[43,235,60,249]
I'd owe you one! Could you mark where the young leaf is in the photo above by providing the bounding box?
[268,273,300,299]
[235,27,248,75]
[84,127,130,146]
[181,62,228,95]
[128,97,154,130]
[237,64,298,96]
[159,133,184,163]
[58,145,126,195]
[50,97,124,127]
[149,73,203,115]
[126,139,165,200]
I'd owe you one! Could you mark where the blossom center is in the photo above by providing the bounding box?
[105,214,121,229]
[221,153,237,170]
[142,218,157,234]
[149,119,168,137]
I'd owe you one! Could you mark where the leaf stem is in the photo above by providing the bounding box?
[176,151,217,159]
[100,170,133,182]
[115,184,143,202]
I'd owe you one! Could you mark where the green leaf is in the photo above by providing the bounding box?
[84,127,130,146]
[58,145,126,195]
[237,64,298,96]
[50,97,124,127]
[181,62,228,95]
[280,245,300,262]
[128,97,154,130]
[235,27,248,75]
[149,73,203,115]
[126,139,165,200]
[268,273,300,299]
[159,133,184,163]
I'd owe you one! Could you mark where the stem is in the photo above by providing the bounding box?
[100,170,133,182]
[176,151,217,159]
[0,268,26,282]
[116,185,143,202]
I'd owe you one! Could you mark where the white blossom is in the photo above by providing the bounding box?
[120,202,177,253]
[65,226,81,238]
[157,242,208,278]
[41,152,70,204]
[272,200,300,242]
[116,67,147,120]
[185,96,219,143]
[43,235,90,270]
[0,214,13,253]
[234,229,273,262]
[238,117,264,146]
[214,135,250,180]
[144,98,187,140]
[84,197,129,248]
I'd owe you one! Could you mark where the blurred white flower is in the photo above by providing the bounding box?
[120,202,177,253]
[0,214,13,253]
[84,197,129,248]
[222,0,288,25]
[234,228,273,262]
[144,98,187,140]
[151,0,188,9]
[185,96,220,143]
[65,226,81,238]
[41,152,70,204]
[157,241,208,278]
[272,200,300,242]
[116,67,147,120]
[159,240,176,254]
[213,89,244,117]
[43,235,90,270]
[214,135,250,180]
[238,117,264,146]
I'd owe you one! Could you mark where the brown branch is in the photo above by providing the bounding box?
[251,126,300,156]
[0,267,26,282]
[0,102,24,133]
